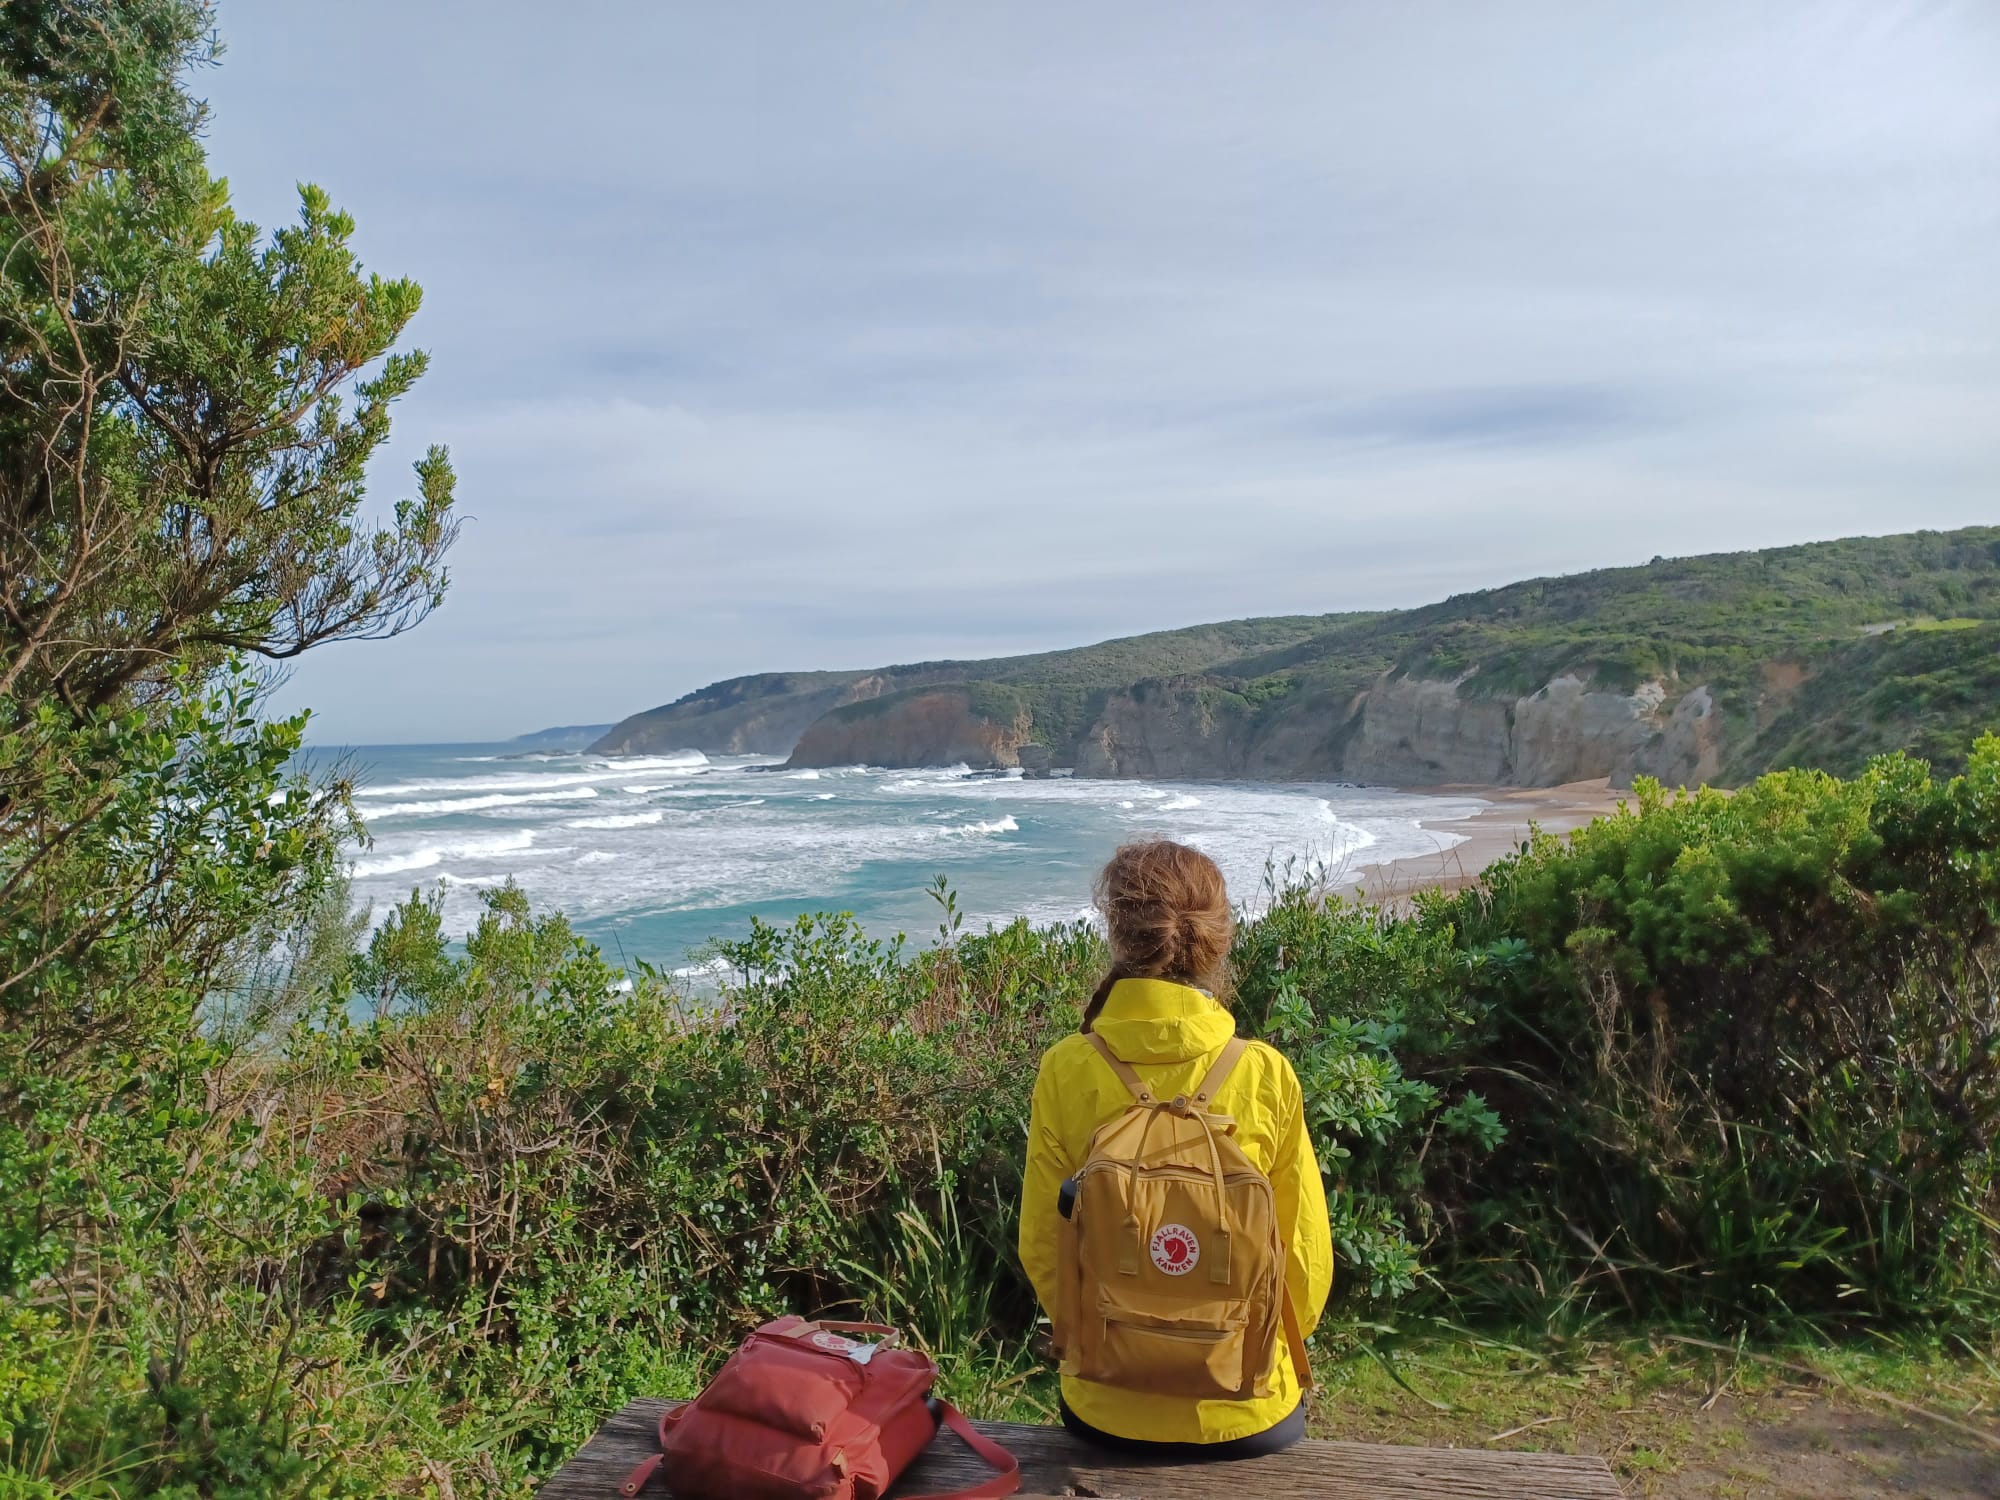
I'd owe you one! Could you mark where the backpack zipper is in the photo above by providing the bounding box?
[1104,1320,1233,1343]
[1079,1161,1273,1193]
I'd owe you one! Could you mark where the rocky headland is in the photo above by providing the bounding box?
[591,526,2000,789]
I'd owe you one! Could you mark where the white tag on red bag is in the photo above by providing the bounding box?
[807,1329,880,1365]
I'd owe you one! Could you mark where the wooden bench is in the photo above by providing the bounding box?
[539,1398,1622,1499]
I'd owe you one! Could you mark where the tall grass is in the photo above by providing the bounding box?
[830,1166,1052,1422]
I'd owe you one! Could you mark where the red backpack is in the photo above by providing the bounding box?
[617,1317,1020,1500]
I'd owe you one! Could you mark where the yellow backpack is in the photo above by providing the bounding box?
[1054,1032,1312,1400]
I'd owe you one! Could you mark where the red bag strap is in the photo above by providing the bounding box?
[616,1404,688,1496]
[897,1401,1020,1500]
[618,1451,661,1497]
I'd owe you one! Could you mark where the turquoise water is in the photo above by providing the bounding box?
[314,744,1486,972]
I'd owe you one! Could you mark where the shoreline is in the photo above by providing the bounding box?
[1335,778,1632,899]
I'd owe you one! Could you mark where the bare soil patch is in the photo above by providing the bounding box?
[1303,1336,2000,1499]
[1657,1393,2000,1498]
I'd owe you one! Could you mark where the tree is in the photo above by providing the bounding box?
[0,11,472,1491]
[0,0,457,718]
[0,0,457,1020]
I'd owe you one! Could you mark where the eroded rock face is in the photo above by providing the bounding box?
[1507,675,1658,785]
[1339,676,1516,785]
[1633,685,1722,785]
[1073,671,1728,787]
[786,689,1032,769]
[1345,674,1730,787]
[1075,678,1252,779]
[1340,673,1720,787]
[674,661,1728,787]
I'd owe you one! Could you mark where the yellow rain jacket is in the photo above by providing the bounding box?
[1019,977,1334,1443]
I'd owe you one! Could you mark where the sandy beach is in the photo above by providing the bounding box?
[1334,778,1633,900]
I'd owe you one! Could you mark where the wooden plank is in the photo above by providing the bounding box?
[893,1415,1622,1500]
[538,1399,1621,1499]
[541,1399,662,1499]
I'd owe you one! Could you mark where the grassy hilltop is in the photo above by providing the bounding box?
[597,525,2000,786]
[589,614,1348,759]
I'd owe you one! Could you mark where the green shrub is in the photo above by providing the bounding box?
[1229,888,1514,1298]
[14,735,2000,1493]
[1447,743,2000,1330]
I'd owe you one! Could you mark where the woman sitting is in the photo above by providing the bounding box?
[1019,840,1334,1458]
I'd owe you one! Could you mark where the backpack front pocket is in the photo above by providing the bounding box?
[1082,1287,1249,1398]
[697,1336,862,1440]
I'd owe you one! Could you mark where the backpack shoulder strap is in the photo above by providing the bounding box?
[1192,1036,1248,1108]
[1281,1281,1315,1390]
[1083,1031,1155,1105]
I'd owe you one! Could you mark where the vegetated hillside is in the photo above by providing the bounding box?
[596,526,2000,786]
[509,723,613,752]
[590,616,1354,756]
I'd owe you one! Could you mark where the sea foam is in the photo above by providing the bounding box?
[947,815,1019,837]
[355,752,708,799]
[367,787,600,819]
[565,810,664,830]
[333,743,1488,950]
[350,829,535,878]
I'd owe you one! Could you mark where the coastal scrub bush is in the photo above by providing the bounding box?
[1447,744,2000,1330]
[252,894,1103,1472]
[0,675,358,1494]
[16,741,2000,1493]
[1229,888,1515,1300]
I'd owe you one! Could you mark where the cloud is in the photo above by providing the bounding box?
[197,1,2000,742]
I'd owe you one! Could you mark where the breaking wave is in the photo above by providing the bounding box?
[947,815,1019,837]
[565,810,664,830]
[329,743,1485,954]
[350,829,536,878]
[368,787,600,819]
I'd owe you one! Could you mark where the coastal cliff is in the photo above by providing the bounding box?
[1342,673,1724,787]
[787,687,1036,769]
[593,615,1338,758]
[595,526,2000,788]
[592,671,909,756]
[1071,670,1728,787]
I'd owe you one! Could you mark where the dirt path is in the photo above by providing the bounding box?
[1304,1337,2000,1498]
[1654,1393,2000,1498]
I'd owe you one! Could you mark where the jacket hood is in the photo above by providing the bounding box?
[1090,977,1237,1064]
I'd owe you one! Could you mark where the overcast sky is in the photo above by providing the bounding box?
[202,1,2000,745]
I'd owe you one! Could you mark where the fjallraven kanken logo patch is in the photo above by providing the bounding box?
[1150,1224,1200,1275]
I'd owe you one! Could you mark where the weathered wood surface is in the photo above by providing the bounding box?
[537,1398,1622,1499]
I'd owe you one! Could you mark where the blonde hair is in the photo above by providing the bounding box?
[1082,840,1234,1032]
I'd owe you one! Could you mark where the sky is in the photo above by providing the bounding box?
[200,1,2000,745]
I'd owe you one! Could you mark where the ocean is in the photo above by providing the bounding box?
[318,743,1488,971]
